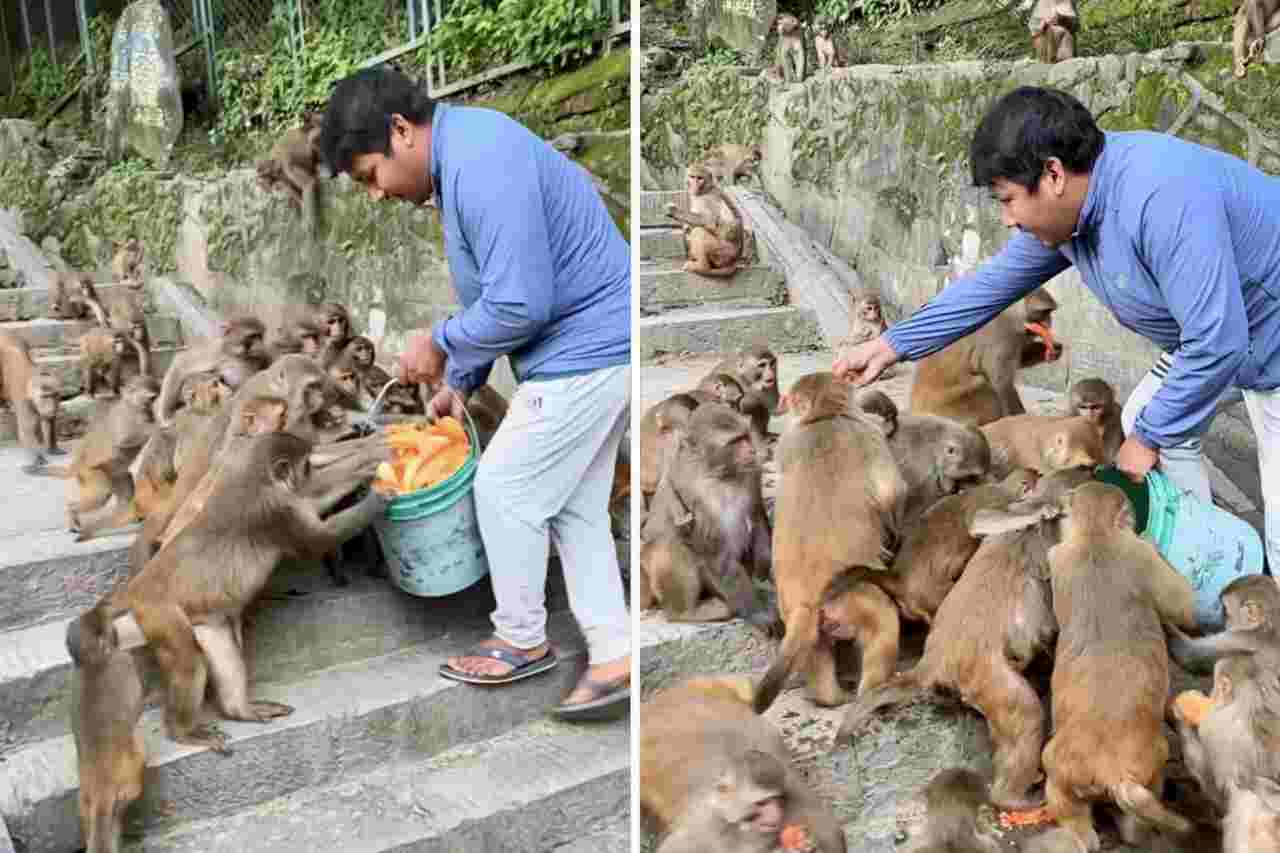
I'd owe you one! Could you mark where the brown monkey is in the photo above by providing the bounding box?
[706,345,780,459]
[1233,0,1280,77]
[1039,483,1196,850]
[641,676,848,853]
[80,329,150,399]
[840,469,1094,810]
[689,372,746,410]
[331,336,420,413]
[116,432,386,753]
[1166,574,1280,674]
[852,387,899,437]
[154,317,270,425]
[1221,780,1280,853]
[315,303,353,367]
[66,598,145,853]
[879,468,1040,625]
[132,372,233,521]
[910,288,1063,426]
[256,112,324,231]
[639,404,771,623]
[773,14,806,83]
[32,376,158,541]
[980,414,1104,478]
[267,316,325,361]
[1029,0,1078,62]
[49,272,109,325]
[837,292,890,352]
[814,21,841,72]
[703,143,763,188]
[464,384,509,450]
[0,331,65,472]
[1068,377,1122,464]
[110,236,145,288]
[665,164,745,279]
[754,371,908,711]
[904,768,1002,853]
[638,393,699,503]
[886,412,992,523]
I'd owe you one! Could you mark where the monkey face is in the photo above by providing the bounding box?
[324,313,348,341]
[112,334,128,355]
[124,379,160,414]
[686,168,712,197]
[1074,400,1104,424]
[352,338,375,367]
[130,322,147,343]
[300,332,322,355]
[751,356,777,391]
[330,368,359,398]
[235,329,271,367]
[743,794,785,835]
[859,299,882,324]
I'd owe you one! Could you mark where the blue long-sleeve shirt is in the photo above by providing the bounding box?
[884,130,1280,450]
[427,104,631,394]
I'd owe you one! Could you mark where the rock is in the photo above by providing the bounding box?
[550,133,582,154]
[103,0,184,166]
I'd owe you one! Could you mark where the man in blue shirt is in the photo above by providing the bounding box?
[835,86,1280,573]
[319,68,631,720]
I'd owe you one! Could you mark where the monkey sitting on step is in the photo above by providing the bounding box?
[1029,0,1078,63]
[1233,0,1280,78]
[0,331,65,473]
[666,164,746,279]
[111,236,145,289]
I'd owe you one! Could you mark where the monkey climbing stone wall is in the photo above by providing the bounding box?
[104,0,184,167]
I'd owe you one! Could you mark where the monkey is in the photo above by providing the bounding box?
[114,432,386,753]
[80,328,151,400]
[886,412,992,523]
[773,14,806,83]
[463,384,509,451]
[840,468,1095,811]
[154,317,270,425]
[813,21,841,73]
[910,288,1063,427]
[851,387,899,437]
[1037,482,1197,850]
[267,315,325,362]
[640,675,848,853]
[110,236,144,289]
[314,302,353,367]
[256,112,324,232]
[66,598,145,853]
[706,345,780,459]
[638,394,699,504]
[49,271,109,326]
[112,299,152,368]
[32,376,159,541]
[689,372,746,410]
[836,292,890,354]
[753,371,909,712]
[1068,377,1123,464]
[1165,573,1280,674]
[703,143,763,188]
[877,468,1040,625]
[1221,779,1280,853]
[901,768,1002,853]
[330,335,420,412]
[980,414,1104,479]
[0,331,65,473]
[1232,0,1280,77]
[638,404,771,624]
[665,164,745,279]
[1029,0,1078,63]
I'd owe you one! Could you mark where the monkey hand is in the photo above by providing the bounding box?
[1115,436,1158,484]
[833,337,899,386]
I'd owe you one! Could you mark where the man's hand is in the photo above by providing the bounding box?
[1116,435,1159,483]
[832,337,900,386]
[427,384,468,422]
[399,331,447,386]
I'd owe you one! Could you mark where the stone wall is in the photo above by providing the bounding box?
[690,0,777,64]
[642,42,1280,399]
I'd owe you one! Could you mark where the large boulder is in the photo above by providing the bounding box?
[103,0,184,166]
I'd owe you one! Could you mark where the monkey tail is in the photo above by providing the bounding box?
[1109,780,1192,836]
[753,604,818,714]
[836,668,928,742]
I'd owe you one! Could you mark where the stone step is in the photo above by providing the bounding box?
[638,304,823,360]
[124,719,628,853]
[639,259,785,312]
[0,562,572,750]
[0,316,183,350]
[29,346,180,397]
[0,283,155,323]
[638,226,686,259]
[0,611,596,853]
[639,190,688,227]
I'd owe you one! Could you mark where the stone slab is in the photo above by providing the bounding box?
[639,260,785,312]
[127,719,628,853]
[637,227,686,259]
[638,305,823,359]
[638,191,688,227]
[0,283,155,322]
[0,316,183,350]
[31,347,179,397]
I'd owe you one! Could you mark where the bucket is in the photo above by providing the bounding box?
[1096,466,1265,628]
[370,404,490,598]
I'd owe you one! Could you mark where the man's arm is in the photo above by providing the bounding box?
[433,146,556,394]
[1132,188,1249,449]
[883,229,1069,361]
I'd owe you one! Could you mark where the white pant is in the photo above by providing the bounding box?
[1121,354,1277,571]
[473,364,631,665]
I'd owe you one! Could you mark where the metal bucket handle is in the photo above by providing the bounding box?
[368,378,481,452]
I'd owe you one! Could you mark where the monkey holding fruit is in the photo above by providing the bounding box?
[666,164,745,279]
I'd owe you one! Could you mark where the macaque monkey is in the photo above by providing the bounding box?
[841,469,1094,810]
[66,599,145,853]
[814,22,841,72]
[1039,483,1196,849]
[80,328,151,400]
[1233,0,1280,77]
[1166,574,1280,674]
[887,413,992,522]
[33,376,159,541]
[754,371,908,711]
[639,404,771,623]
[666,164,745,279]
[910,288,1063,427]
[330,336,419,412]
[49,272,109,325]
[980,414,1104,478]
[773,14,806,83]
[903,769,1002,853]
[315,302,353,367]
[689,372,746,410]
[114,432,386,753]
[268,316,325,361]
[707,345,780,459]
[1068,378,1122,464]
[110,236,144,288]
[837,292,889,351]
[256,112,324,232]
[638,394,699,503]
[703,143,763,188]
[641,676,848,853]
[0,331,64,472]
[1029,0,1078,63]
[155,317,270,425]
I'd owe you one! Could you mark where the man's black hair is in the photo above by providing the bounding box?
[969,87,1105,192]
[319,67,437,176]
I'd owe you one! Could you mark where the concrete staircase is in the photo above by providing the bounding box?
[0,237,632,852]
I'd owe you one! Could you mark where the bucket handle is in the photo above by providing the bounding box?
[370,378,482,456]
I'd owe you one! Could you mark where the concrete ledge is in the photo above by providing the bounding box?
[639,191,688,227]
[0,526,134,632]
[638,226,686,259]
[0,284,154,323]
[31,347,180,396]
[0,316,183,349]
[639,305,823,359]
[640,260,785,312]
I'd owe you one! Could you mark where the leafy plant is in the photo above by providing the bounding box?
[429,0,610,75]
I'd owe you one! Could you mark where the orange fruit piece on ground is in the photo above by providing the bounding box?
[1175,690,1214,727]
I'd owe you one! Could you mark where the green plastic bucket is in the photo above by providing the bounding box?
[1095,466,1264,628]
[371,411,489,597]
